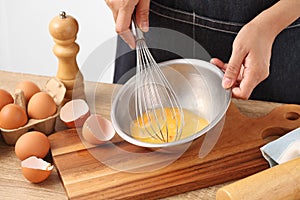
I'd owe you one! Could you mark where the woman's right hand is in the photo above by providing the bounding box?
[105,0,150,49]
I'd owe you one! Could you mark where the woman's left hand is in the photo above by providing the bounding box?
[211,21,275,99]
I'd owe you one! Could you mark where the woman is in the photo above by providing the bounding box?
[105,0,300,104]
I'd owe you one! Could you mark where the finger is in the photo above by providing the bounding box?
[135,0,150,32]
[115,6,135,34]
[210,58,226,71]
[119,29,136,49]
[231,69,259,99]
[105,0,119,21]
[223,46,247,89]
[112,10,118,22]
[115,5,136,49]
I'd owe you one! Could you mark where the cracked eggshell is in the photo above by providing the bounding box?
[82,114,115,145]
[60,99,90,128]
[21,156,53,183]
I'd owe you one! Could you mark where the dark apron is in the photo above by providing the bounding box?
[114,0,300,104]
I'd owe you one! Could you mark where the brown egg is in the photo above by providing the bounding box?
[27,92,57,119]
[0,104,28,129]
[15,131,50,160]
[0,89,14,110]
[16,81,40,103]
[21,156,53,183]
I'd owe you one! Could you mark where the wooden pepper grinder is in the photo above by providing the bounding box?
[49,11,86,102]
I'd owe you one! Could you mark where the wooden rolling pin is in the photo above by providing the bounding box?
[216,157,300,200]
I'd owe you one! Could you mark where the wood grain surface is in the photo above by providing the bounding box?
[0,71,67,200]
[49,82,300,199]
[1,70,299,200]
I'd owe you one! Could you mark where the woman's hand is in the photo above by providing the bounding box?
[211,0,300,99]
[211,22,274,99]
[105,0,150,49]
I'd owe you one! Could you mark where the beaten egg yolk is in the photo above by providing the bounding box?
[131,108,208,143]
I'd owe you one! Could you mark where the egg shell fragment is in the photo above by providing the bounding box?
[60,99,90,128]
[15,131,50,161]
[21,156,53,183]
[82,114,115,145]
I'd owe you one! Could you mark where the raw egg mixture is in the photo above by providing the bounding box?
[131,108,208,143]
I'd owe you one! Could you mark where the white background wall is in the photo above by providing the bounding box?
[0,0,116,82]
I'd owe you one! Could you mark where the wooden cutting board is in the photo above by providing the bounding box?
[49,102,300,200]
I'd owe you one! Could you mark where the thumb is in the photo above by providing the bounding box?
[135,0,150,32]
[223,47,246,88]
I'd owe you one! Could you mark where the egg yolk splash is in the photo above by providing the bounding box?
[130,108,208,143]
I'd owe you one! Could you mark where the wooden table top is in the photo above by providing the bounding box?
[0,70,282,200]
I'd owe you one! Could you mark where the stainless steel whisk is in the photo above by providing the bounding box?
[132,18,184,142]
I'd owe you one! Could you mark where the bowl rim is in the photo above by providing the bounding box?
[111,58,232,148]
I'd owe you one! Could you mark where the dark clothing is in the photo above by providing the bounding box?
[114,0,300,104]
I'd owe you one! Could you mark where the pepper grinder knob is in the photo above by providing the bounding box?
[49,11,85,102]
[59,11,67,19]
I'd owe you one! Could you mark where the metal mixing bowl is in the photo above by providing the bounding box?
[111,59,231,148]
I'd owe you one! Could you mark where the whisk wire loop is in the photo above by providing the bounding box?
[133,18,184,143]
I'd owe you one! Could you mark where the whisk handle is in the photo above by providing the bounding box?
[132,16,144,41]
